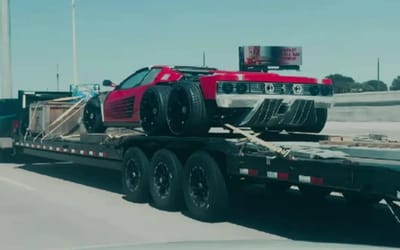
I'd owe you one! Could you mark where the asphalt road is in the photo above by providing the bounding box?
[1,122,399,250]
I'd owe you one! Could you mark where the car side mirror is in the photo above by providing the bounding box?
[103,80,117,87]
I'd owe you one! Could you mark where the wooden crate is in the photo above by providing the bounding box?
[29,102,84,137]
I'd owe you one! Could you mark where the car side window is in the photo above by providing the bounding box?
[119,69,150,90]
[140,68,162,86]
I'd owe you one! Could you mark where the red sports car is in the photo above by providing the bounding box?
[83,65,333,136]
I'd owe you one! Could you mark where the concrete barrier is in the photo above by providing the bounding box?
[333,90,400,106]
[328,91,400,122]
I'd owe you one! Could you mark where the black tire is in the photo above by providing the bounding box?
[183,151,228,221]
[83,96,106,133]
[300,185,330,200]
[167,82,209,136]
[122,147,150,202]
[149,149,183,211]
[140,86,171,136]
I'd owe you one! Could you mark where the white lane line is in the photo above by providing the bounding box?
[0,176,35,191]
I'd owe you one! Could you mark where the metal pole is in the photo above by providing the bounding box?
[56,64,60,91]
[1,0,12,98]
[72,0,78,85]
[377,57,380,81]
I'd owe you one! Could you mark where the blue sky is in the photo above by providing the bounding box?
[5,0,400,94]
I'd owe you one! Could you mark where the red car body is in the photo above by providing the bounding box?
[92,65,332,134]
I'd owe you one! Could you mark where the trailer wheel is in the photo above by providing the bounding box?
[149,149,183,211]
[83,96,106,133]
[183,151,228,221]
[122,147,150,202]
[167,82,209,136]
[300,185,330,200]
[140,86,170,136]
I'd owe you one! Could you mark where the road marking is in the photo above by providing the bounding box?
[0,176,35,191]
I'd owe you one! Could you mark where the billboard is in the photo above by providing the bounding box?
[239,46,302,71]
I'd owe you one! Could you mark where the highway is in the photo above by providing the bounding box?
[0,122,399,250]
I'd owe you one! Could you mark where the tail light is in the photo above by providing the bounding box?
[292,84,304,95]
[320,85,333,96]
[217,81,333,96]
[221,82,234,94]
[236,82,248,94]
[309,85,320,96]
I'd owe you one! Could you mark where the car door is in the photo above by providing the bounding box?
[103,68,150,125]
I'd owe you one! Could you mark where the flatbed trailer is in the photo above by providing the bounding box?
[13,128,400,223]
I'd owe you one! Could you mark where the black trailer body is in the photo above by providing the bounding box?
[15,132,400,205]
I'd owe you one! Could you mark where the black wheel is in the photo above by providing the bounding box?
[122,147,150,202]
[149,149,183,211]
[167,82,209,136]
[183,151,228,221]
[300,185,330,200]
[83,96,106,133]
[140,86,170,136]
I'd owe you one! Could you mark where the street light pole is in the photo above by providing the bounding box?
[1,0,12,98]
[72,0,78,85]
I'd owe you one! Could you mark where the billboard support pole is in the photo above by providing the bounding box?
[72,0,78,85]
[1,0,12,98]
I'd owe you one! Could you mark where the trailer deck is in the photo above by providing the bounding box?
[13,128,400,222]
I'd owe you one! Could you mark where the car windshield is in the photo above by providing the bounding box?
[1,1,399,250]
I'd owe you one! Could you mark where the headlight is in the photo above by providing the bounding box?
[222,82,234,94]
[292,84,303,95]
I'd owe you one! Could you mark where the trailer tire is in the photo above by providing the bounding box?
[83,96,106,133]
[140,86,171,136]
[149,149,183,211]
[122,147,150,202]
[183,151,228,222]
[167,82,209,136]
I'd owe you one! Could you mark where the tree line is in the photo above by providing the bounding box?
[326,74,400,93]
